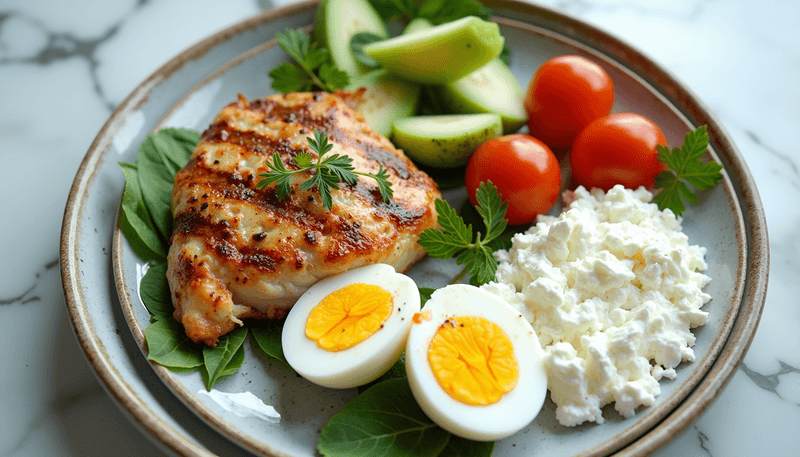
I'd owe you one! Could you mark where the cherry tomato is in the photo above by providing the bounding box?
[524,55,615,150]
[570,112,668,191]
[465,134,561,225]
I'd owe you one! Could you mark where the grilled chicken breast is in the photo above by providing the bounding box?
[166,92,441,346]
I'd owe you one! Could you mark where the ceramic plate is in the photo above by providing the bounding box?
[62,1,769,456]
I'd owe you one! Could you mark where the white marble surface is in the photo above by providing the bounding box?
[0,0,797,455]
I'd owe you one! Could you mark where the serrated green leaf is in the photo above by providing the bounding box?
[474,181,508,242]
[418,227,467,259]
[294,152,314,168]
[276,28,310,65]
[653,125,722,216]
[140,262,172,320]
[145,318,203,369]
[202,327,248,390]
[318,378,450,457]
[318,63,350,91]
[269,62,313,93]
[434,199,473,246]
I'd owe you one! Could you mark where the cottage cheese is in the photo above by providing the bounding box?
[481,185,711,427]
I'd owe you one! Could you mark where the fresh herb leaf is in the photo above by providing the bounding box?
[119,162,167,261]
[419,287,436,306]
[652,125,723,217]
[369,0,418,22]
[416,0,491,24]
[418,181,508,285]
[257,130,393,210]
[318,378,450,457]
[140,262,173,322]
[350,32,384,68]
[268,28,349,93]
[250,319,296,375]
[145,318,204,369]
[202,327,248,390]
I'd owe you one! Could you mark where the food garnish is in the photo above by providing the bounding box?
[256,129,393,210]
[268,28,349,93]
[653,125,723,216]
[418,180,508,286]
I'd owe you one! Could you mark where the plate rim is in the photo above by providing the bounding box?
[62,0,770,456]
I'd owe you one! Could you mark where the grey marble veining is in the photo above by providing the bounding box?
[1,0,798,455]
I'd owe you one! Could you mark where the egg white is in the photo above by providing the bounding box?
[405,284,548,441]
[281,263,420,389]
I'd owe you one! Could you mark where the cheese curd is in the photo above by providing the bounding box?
[481,185,711,427]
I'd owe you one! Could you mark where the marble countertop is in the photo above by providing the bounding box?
[1,0,797,455]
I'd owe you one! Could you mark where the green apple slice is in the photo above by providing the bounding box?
[346,69,420,136]
[438,58,528,134]
[313,0,388,76]
[363,16,504,84]
[392,114,502,168]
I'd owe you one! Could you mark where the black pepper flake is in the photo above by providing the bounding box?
[214,160,220,164]
[308,195,314,202]
[189,196,197,203]
[305,231,319,244]
[353,221,361,228]
[200,202,209,210]
[202,193,209,199]
[253,232,267,241]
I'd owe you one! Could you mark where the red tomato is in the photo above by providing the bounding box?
[570,112,668,191]
[525,55,615,150]
[465,134,561,225]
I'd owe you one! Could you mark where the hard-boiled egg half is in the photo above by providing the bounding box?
[282,263,420,389]
[405,284,548,441]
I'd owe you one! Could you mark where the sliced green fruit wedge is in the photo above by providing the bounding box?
[346,69,420,136]
[438,58,528,133]
[363,16,504,84]
[392,114,502,168]
[313,0,389,76]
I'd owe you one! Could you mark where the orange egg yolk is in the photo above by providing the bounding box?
[428,316,519,406]
[305,283,393,352]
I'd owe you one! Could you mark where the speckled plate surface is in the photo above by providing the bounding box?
[61,1,768,456]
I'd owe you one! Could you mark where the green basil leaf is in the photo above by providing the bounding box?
[318,378,450,457]
[250,319,296,375]
[202,327,248,390]
[119,162,167,260]
[139,262,172,320]
[145,318,203,369]
[439,436,494,457]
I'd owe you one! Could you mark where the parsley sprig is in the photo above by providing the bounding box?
[268,28,349,93]
[418,181,508,286]
[256,130,393,210]
[653,125,723,217]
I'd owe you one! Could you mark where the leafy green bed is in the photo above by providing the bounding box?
[118,128,493,456]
